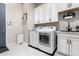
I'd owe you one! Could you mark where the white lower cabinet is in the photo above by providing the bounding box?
[34,3,58,24]
[58,37,69,55]
[57,32,79,56]
[70,39,79,56]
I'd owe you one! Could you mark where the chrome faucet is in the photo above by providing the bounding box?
[66,22,72,31]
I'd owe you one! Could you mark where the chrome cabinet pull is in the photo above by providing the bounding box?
[67,39,72,44]
[67,40,69,44]
[68,3,72,8]
[49,18,51,22]
[70,40,71,44]
[67,39,71,44]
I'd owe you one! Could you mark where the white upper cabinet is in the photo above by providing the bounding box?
[34,7,39,24]
[38,5,45,23]
[43,4,50,23]
[34,4,45,24]
[71,3,79,8]
[50,3,58,22]
[57,3,68,12]
[34,3,58,24]
[70,39,79,56]
[58,3,79,12]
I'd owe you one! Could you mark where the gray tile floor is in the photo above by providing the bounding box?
[0,43,62,56]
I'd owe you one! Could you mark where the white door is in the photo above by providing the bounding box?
[70,39,79,56]
[29,31,38,48]
[50,3,58,22]
[58,37,69,55]
[57,3,68,12]
[34,7,39,24]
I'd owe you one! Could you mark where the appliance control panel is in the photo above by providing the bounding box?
[35,26,56,30]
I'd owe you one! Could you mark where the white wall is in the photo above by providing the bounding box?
[6,3,35,46]
[22,3,35,43]
[6,3,23,46]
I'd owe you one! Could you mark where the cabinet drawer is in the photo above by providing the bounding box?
[57,32,79,39]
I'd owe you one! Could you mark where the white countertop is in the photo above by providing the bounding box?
[56,31,79,39]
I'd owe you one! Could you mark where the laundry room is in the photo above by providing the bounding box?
[0,0,79,57]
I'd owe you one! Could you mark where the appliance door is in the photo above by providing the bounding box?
[39,32,51,47]
[38,31,56,54]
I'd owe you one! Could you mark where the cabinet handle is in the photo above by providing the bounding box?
[67,39,71,44]
[38,20,40,23]
[67,40,69,44]
[69,40,72,55]
[70,40,71,44]
[49,18,51,22]
[68,3,72,8]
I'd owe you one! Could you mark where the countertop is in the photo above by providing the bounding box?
[56,31,79,39]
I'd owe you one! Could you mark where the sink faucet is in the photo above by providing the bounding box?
[66,22,72,31]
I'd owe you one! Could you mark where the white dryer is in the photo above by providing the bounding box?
[37,26,57,54]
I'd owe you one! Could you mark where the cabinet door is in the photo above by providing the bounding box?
[71,3,79,8]
[57,3,68,12]
[58,37,69,55]
[71,39,79,56]
[43,4,50,23]
[29,31,38,48]
[50,3,58,22]
[34,7,39,24]
[38,5,44,23]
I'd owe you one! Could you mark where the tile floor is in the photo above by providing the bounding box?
[0,43,62,56]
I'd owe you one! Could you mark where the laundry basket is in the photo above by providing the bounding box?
[16,33,24,45]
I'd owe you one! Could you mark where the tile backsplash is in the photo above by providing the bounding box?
[59,10,79,31]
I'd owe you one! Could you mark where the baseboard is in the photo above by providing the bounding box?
[28,45,57,56]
